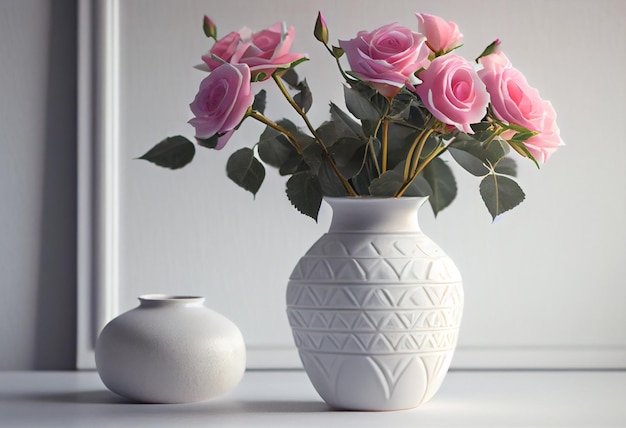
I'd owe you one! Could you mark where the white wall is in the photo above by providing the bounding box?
[2,0,626,370]
[78,0,626,369]
[0,0,77,369]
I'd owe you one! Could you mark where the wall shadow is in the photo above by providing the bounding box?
[34,0,78,370]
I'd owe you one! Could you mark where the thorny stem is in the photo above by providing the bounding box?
[272,74,357,196]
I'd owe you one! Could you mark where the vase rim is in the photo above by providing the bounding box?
[323,196,429,201]
[138,294,205,304]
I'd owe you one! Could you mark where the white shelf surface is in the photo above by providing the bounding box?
[1,370,625,427]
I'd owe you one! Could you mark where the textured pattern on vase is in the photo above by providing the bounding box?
[286,232,463,410]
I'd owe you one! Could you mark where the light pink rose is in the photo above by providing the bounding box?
[201,31,242,71]
[188,63,253,149]
[523,100,562,163]
[414,53,489,133]
[230,22,307,81]
[478,51,545,133]
[339,23,430,98]
[416,13,463,55]
[478,51,563,162]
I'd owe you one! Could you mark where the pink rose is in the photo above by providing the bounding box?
[230,22,307,81]
[478,51,563,162]
[478,51,545,133]
[188,63,253,149]
[523,100,562,163]
[339,23,430,98]
[414,53,489,133]
[201,31,242,71]
[416,13,463,55]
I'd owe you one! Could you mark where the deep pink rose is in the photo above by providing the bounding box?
[339,23,430,98]
[414,53,489,133]
[230,22,307,81]
[416,13,463,55]
[523,101,562,163]
[201,31,242,71]
[188,63,253,149]
[478,51,545,133]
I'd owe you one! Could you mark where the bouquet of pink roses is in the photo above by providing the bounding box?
[141,12,562,220]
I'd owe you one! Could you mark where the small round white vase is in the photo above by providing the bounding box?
[286,197,463,411]
[95,295,246,403]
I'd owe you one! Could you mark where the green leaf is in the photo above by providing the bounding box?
[508,139,540,169]
[275,118,299,136]
[510,131,536,143]
[281,69,313,113]
[252,89,267,114]
[470,121,492,133]
[280,68,300,87]
[257,126,298,170]
[494,157,517,176]
[302,142,323,173]
[252,71,268,82]
[482,138,508,162]
[475,39,500,63]
[479,174,525,220]
[329,102,365,138]
[422,157,457,216]
[448,134,508,175]
[315,120,343,147]
[293,79,313,113]
[406,104,428,129]
[349,152,380,195]
[343,84,381,121]
[330,137,367,179]
[368,162,431,197]
[448,146,489,176]
[226,147,265,196]
[138,136,195,169]
[318,158,348,197]
[196,134,221,149]
[385,123,422,168]
[388,90,415,119]
[274,56,309,74]
[332,45,344,58]
[368,170,404,196]
[286,172,323,221]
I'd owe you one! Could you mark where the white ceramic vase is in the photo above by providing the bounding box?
[286,197,464,411]
[95,294,246,403]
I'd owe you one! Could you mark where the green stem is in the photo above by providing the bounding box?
[369,100,391,175]
[367,137,381,177]
[395,145,446,197]
[403,116,435,181]
[483,127,505,149]
[322,44,356,83]
[410,129,435,175]
[272,74,357,196]
[381,119,390,173]
[248,110,302,154]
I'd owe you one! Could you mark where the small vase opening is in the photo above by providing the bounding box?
[138,294,205,307]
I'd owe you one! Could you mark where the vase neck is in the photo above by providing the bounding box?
[325,197,427,233]
[138,294,205,308]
